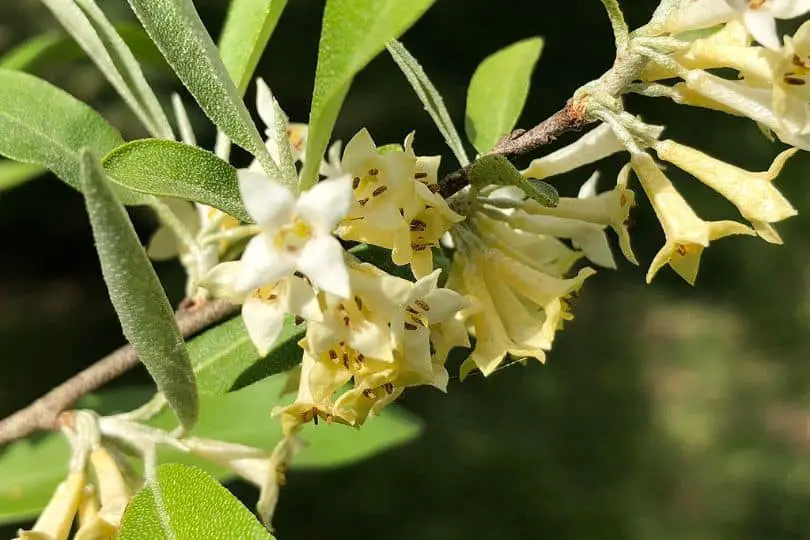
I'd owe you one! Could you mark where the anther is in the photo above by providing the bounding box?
[372,185,388,197]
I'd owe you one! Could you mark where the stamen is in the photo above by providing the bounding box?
[410,219,427,232]
[372,185,388,197]
[415,299,431,311]
[415,172,428,180]
[352,176,361,189]
[368,168,379,176]
[354,296,363,310]
[383,383,394,394]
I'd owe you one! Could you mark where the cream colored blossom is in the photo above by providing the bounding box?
[521,123,626,180]
[655,139,797,243]
[630,153,754,284]
[16,471,85,540]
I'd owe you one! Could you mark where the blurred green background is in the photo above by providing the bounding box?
[3,1,810,538]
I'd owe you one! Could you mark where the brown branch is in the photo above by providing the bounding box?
[438,99,590,198]
[0,298,239,446]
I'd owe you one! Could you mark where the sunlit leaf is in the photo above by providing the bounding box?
[124,0,281,181]
[386,40,469,166]
[40,0,174,138]
[0,69,144,205]
[80,149,198,431]
[0,387,154,526]
[299,0,437,190]
[0,378,421,525]
[102,139,250,222]
[218,0,289,95]
[118,463,273,539]
[465,37,544,154]
[187,316,305,395]
[0,160,46,191]
[0,25,167,73]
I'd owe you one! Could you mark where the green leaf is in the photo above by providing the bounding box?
[187,316,305,395]
[465,37,544,154]
[80,149,198,431]
[218,0,289,95]
[0,379,422,525]
[386,40,469,166]
[0,69,144,205]
[40,0,174,139]
[0,160,46,191]
[125,0,281,181]
[299,0,437,190]
[0,26,167,73]
[102,139,250,222]
[118,463,273,540]
[153,376,423,471]
[0,387,154,526]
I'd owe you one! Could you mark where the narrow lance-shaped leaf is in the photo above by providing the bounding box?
[0,69,145,205]
[118,464,274,540]
[80,149,198,431]
[386,40,469,166]
[124,0,282,182]
[40,0,174,139]
[0,25,168,73]
[218,0,289,95]
[300,0,438,190]
[102,139,250,223]
[466,37,544,154]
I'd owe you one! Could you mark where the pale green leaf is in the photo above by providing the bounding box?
[118,463,273,540]
[125,0,282,181]
[299,0,437,190]
[102,139,250,222]
[80,149,198,431]
[0,387,154,526]
[0,26,167,73]
[0,379,421,524]
[218,0,289,95]
[187,316,305,395]
[0,160,46,191]
[465,37,544,154]
[0,69,144,205]
[153,376,423,471]
[40,0,173,139]
[386,40,469,166]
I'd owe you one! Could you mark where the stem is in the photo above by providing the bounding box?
[0,299,239,446]
[600,0,630,52]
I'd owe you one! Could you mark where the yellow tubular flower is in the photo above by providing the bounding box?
[644,22,775,86]
[774,21,810,134]
[655,140,798,243]
[630,153,754,284]
[74,485,116,540]
[18,471,85,540]
[87,446,131,532]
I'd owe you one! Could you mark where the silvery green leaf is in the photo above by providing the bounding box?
[102,139,250,223]
[118,464,274,540]
[386,40,469,166]
[124,0,283,183]
[465,37,544,154]
[0,69,145,205]
[218,0,289,95]
[299,0,438,190]
[40,0,174,139]
[80,149,198,432]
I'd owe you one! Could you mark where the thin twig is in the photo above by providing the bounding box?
[438,100,589,198]
[0,299,238,446]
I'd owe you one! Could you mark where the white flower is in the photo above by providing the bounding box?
[521,123,627,180]
[236,171,353,298]
[726,0,810,50]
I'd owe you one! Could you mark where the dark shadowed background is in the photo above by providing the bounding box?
[2,1,810,538]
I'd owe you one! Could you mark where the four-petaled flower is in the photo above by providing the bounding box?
[235,171,353,298]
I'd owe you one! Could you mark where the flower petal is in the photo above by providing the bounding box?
[769,0,810,19]
[242,296,286,356]
[743,8,781,50]
[296,175,353,233]
[237,170,295,227]
[236,235,296,292]
[297,235,350,297]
